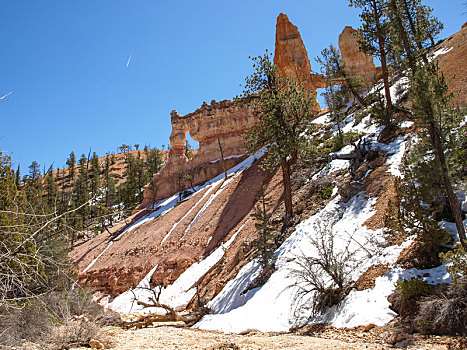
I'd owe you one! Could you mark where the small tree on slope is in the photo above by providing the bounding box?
[237,52,315,221]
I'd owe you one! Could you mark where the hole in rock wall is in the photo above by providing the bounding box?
[185,132,199,150]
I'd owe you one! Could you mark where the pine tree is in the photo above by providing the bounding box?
[89,152,100,199]
[45,165,58,209]
[316,44,366,108]
[386,0,443,73]
[238,52,315,221]
[252,189,277,270]
[66,151,76,182]
[349,0,393,115]
[409,62,467,249]
[184,139,193,159]
[0,152,46,305]
[316,45,351,148]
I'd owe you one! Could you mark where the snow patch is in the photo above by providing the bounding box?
[430,47,453,60]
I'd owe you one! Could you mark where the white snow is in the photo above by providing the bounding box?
[209,154,246,163]
[457,190,467,213]
[389,77,410,103]
[312,112,330,125]
[195,194,391,333]
[160,186,215,245]
[399,120,414,128]
[371,137,407,177]
[85,152,263,276]
[430,47,453,60]
[312,159,351,179]
[315,264,450,328]
[108,222,248,314]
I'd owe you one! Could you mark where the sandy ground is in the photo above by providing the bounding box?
[68,324,462,350]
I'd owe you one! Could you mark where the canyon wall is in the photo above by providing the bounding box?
[139,100,256,207]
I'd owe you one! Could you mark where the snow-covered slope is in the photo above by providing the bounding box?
[81,73,465,334]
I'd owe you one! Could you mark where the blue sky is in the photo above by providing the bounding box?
[0,1,465,173]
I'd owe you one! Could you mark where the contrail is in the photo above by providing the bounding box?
[0,91,12,100]
[126,55,132,68]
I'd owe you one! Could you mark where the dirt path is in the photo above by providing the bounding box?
[74,325,458,350]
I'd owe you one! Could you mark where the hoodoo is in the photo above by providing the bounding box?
[273,13,326,106]
[338,26,378,85]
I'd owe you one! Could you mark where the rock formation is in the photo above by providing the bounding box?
[338,26,378,85]
[138,100,256,207]
[138,15,381,209]
[273,13,326,107]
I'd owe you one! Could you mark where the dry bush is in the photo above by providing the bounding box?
[0,288,120,349]
[415,278,467,336]
[288,223,357,318]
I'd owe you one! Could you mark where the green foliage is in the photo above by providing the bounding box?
[349,0,393,114]
[440,244,467,285]
[252,189,277,270]
[395,277,431,302]
[238,52,316,171]
[385,164,450,267]
[369,90,395,130]
[237,52,316,219]
[316,45,349,148]
[408,61,466,247]
[386,0,443,73]
[184,139,194,159]
[317,186,334,200]
[66,151,76,180]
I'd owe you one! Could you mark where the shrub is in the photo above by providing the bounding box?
[440,243,467,285]
[0,288,120,349]
[317,186,333,200]
[389,277,431,318]
[415,278,467,336]
[288,223,357,317]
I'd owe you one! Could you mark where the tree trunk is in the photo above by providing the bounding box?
[373,1,393,113]
[401,0,429,65]
[281,160,293,221]
[390,0,417,74]
[218,137,227,179]
[335,60,366,107]
[427,120,467,249]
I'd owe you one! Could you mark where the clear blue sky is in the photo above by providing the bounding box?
[0,1,465,173]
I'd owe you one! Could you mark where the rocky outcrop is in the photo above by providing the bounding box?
[138,17,383,208]
[274,13,326,108]
[338,26,378,86]
[138,100,256,206]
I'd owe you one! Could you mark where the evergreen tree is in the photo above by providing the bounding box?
[89,152,101,199]
[349,0,393,115]
[252,189,277,270]
[72,154,90,232]
[0,152,46,305]
[316,44,366,108]
[386,0,443,73]
[238,52,315,221]
[45,165,58,209]
[409,61,466,249]
[316,45,350,148]
[184,139,194,159]
[15,164,20,189]
[24,161,43,210]
[66,151,76,181]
